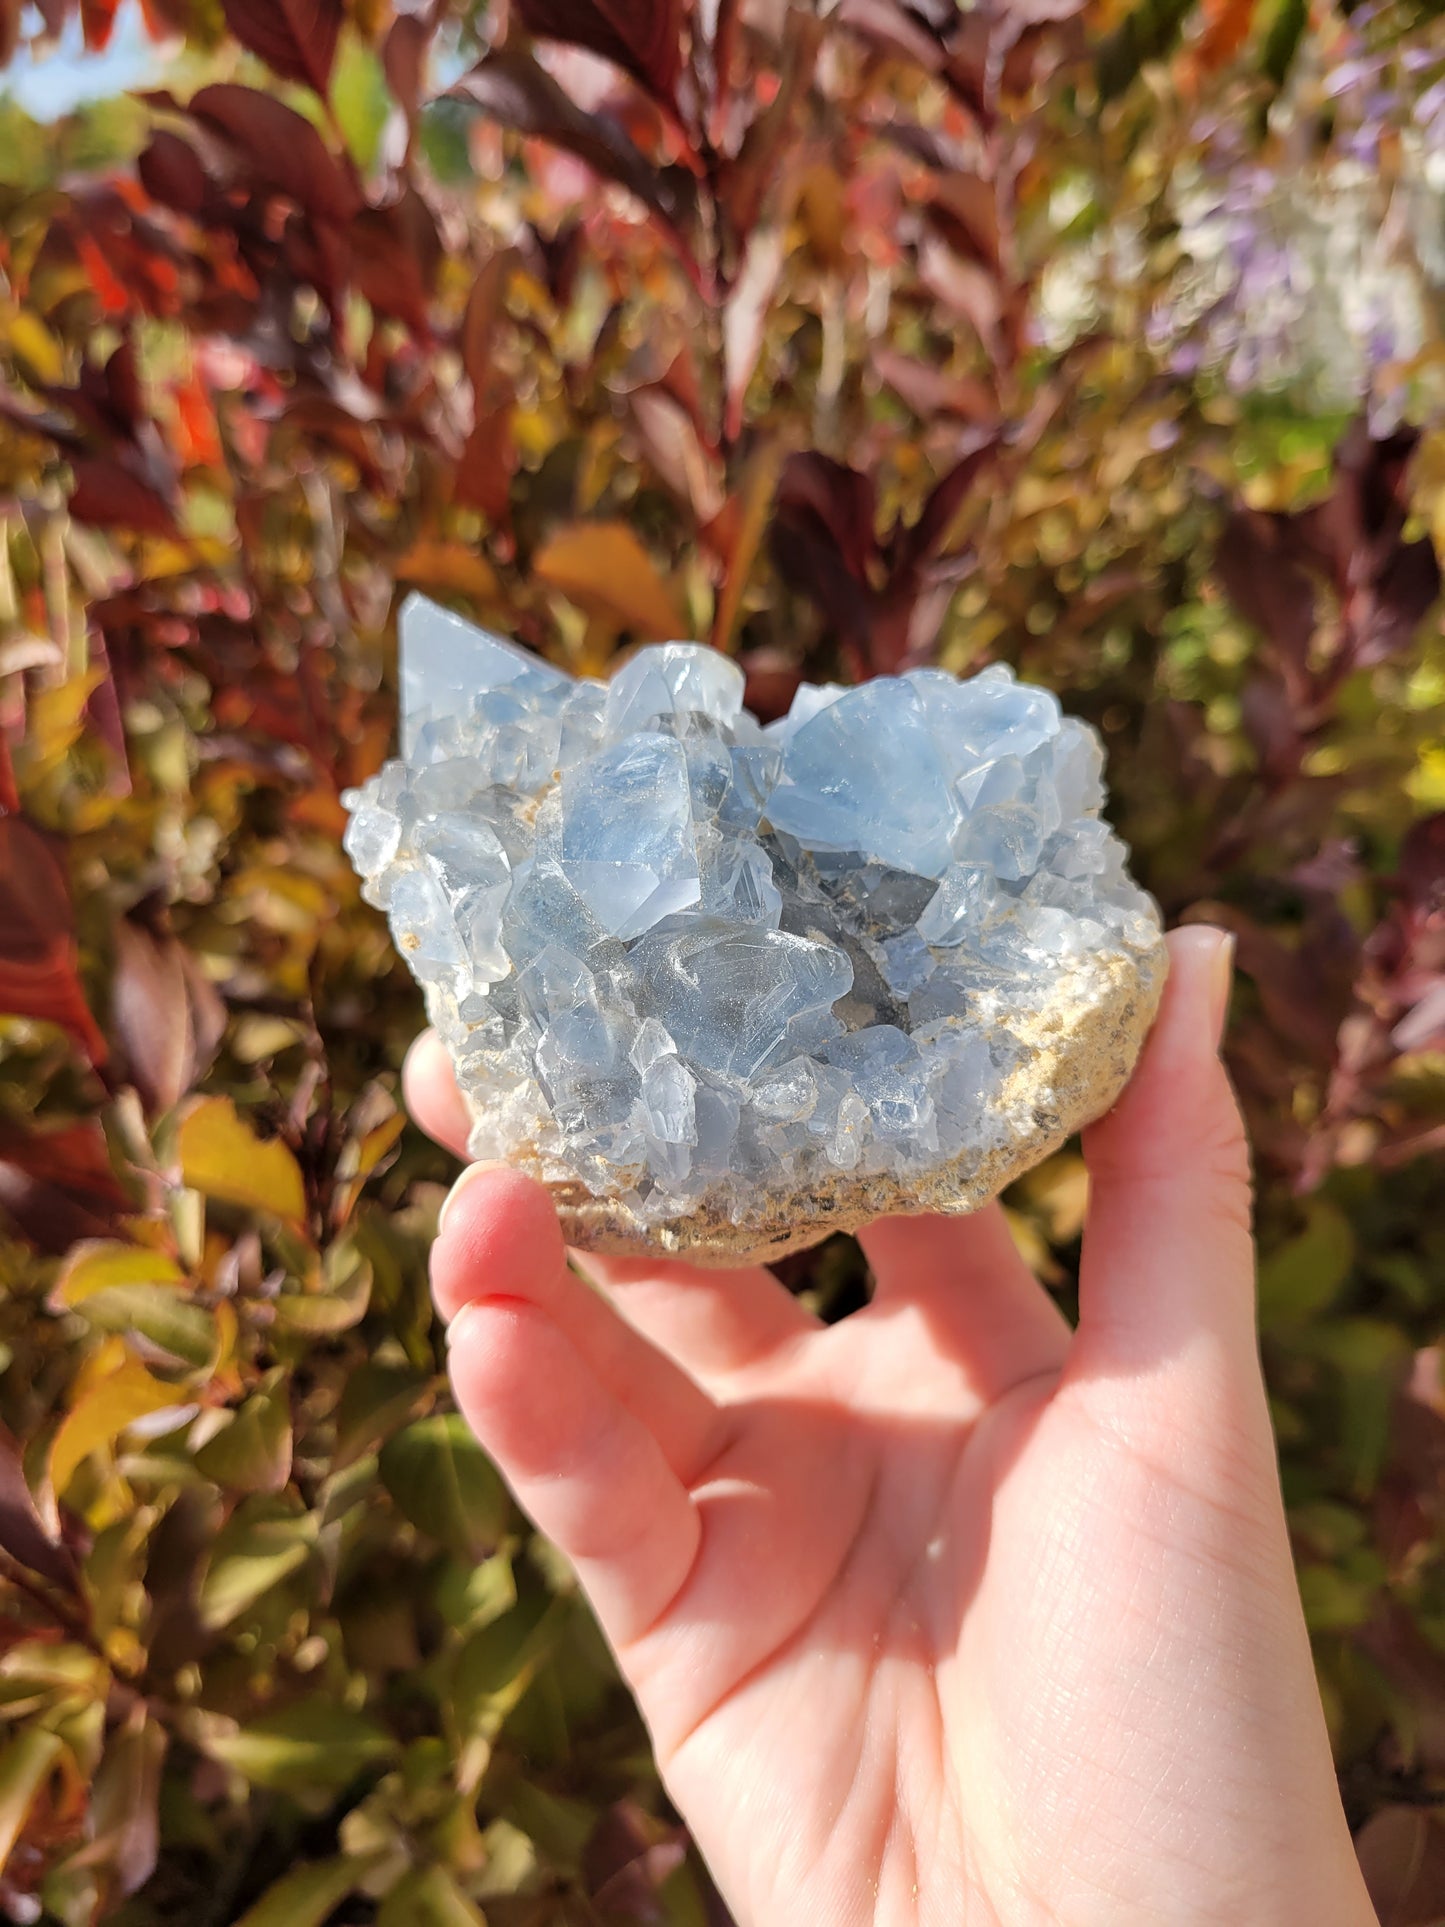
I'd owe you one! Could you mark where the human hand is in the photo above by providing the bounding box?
[406,927,1377,1927]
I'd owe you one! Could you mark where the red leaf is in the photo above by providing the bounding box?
[452,251,517,520]
[69,456,178,536]
[873,345,998,424]
[219,0,344,96]
[0,1121,127,1253]
[515,0,685,106]
[1356,1807,1445,1926]
[81,0,122,51]
[1397,812,1445,908]
[350,190,442,338]
[139,0,194,32]
[382,11,431,119]
[0,1424,77,1593]
[0,731,17,816]
[1216,509,1318,669]
[892,433,998,571]
[0,820,110,1066]
[138,131,209,217]
[453,411,516,522]
[450,53,682,227]
[186,83,362,224]
[111,918,226,1115]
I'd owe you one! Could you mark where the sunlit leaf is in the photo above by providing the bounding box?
[176,1095,307,1228]
[49,1360,192,1498]
[712,437,784,653]
[533,521,685,638]
[0,1728,65,1870]
[394,539,501,604]
[209,1701,394,1792]
[54,1241,186,1305]
[333,28,391,172]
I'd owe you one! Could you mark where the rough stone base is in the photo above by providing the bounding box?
[460,934,1168,1269]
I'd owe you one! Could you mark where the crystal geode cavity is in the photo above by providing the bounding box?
[344,597,1166,1264]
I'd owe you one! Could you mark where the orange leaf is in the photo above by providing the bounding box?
[533,521,685,639]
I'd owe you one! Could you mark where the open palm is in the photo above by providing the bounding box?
[410,930,1374,1927]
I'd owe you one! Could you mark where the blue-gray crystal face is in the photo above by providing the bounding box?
[343,594,1162,1224]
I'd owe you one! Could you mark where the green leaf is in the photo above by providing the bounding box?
[1257,1199,1355,1331]
[334,1362,432,1470]
[1262,0,1307,89]
[449,1595,558,1746]
[194,1379,293,1492]
[1095,0,1193,102]
[273,1242,372,1334]
[75,1285,218,1372]
[436,1550,517,1632]
[209,1702,394,1793]
[333,28,391,174]
[379,1414,508,1561]
[233,1855,383,1927]
[0,1727,64,1868]
[1297,1563,1375,1634]
[198,1502,315,1630]
[377,1866,487,1927]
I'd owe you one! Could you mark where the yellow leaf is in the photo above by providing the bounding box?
[5,310,66,384]
[395,539,500,603]
[49,1360,192,1499]
[0,1729,65,1871]
[712,437,785,653]
[176,1096,306,1227]
[533,521,685,639]
[53,1241,185,1307]
[18,671,102,784]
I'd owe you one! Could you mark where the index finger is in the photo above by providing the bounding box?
[403,1027,473,1158]
[405,1027,818,1381]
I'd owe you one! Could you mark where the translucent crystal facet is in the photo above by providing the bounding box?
[343,596,1163,1241]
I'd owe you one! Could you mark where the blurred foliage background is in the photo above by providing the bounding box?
[0,0,1442,1920]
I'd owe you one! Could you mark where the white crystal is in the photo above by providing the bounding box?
[344,596,1162,1226]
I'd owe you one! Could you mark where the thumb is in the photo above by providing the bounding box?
[1073,924,1255,1376]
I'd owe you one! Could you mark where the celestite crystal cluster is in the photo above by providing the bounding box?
[344,597,1166,1263]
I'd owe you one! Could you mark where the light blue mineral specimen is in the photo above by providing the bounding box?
[343,595,1163,1252]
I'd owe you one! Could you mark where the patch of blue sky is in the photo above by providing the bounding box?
[3,3,158,121]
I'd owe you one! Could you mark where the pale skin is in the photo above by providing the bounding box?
[405,927,1379,1927]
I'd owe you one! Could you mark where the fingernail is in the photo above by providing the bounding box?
[1207,931,1236,1048]
[437,1160,507,1237]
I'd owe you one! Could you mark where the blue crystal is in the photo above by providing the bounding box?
[345,595,1162,1224]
